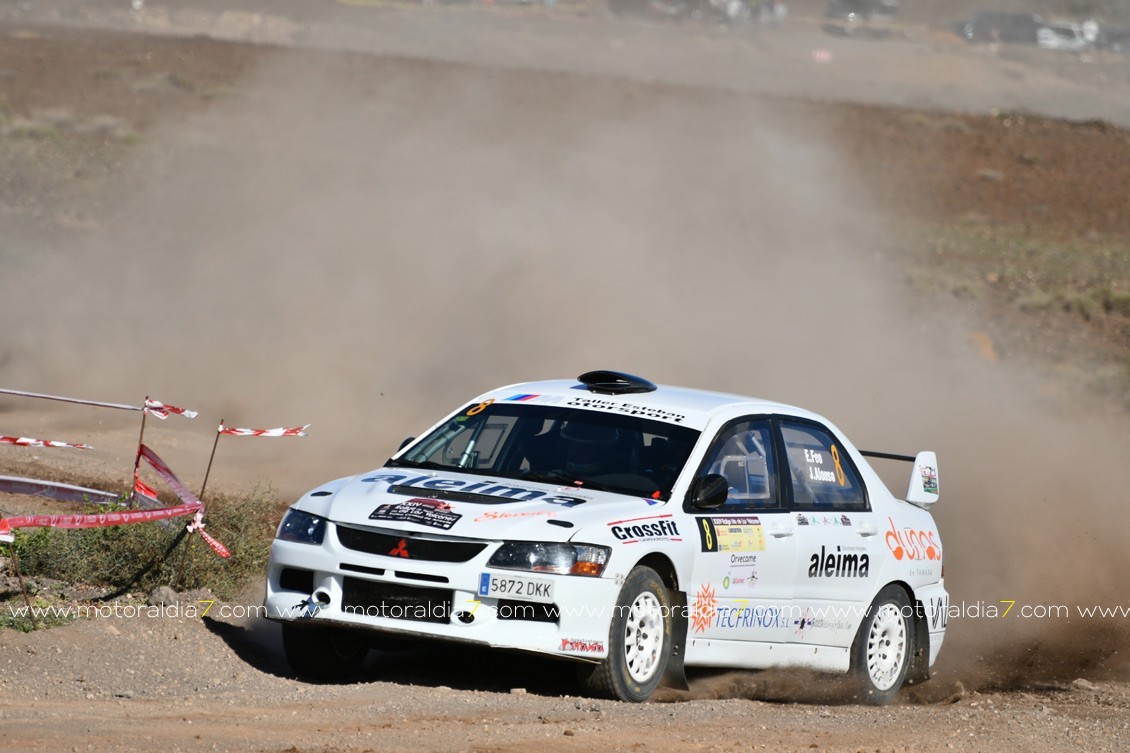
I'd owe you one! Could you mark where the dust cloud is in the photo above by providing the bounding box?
[2,37,1128,696]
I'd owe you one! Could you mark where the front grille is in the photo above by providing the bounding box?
[336,525,488,563]
[341,563,386,577]
[341,577,452,624]
[496,600,560,623]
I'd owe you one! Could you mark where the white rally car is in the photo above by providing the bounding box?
[265,371,947,704]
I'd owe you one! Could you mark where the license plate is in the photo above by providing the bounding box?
[477,572,554,604]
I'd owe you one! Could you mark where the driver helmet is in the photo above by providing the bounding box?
[560,422,620,476]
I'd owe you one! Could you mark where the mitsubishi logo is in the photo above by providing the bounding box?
[389,538,410,558]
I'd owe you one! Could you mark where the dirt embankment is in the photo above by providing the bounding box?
[2,14,1130,753]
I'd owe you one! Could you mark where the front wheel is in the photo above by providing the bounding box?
[282,622,370,682]
[852,584,914,705]
[578,566,672,702]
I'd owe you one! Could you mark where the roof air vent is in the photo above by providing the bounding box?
[577,370,657,395]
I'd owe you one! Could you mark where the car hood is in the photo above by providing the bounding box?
[292,467,663,542]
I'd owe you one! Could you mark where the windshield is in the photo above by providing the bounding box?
[390,401,700,501]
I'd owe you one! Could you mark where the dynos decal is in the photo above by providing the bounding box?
[884,516,942,561]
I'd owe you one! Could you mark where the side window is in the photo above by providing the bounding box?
[779,420,868,512]
[702,419,780,511]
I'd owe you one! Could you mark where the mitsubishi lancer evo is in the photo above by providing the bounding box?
[265,370,948,704]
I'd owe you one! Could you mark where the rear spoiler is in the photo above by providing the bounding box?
[860,450,939,509]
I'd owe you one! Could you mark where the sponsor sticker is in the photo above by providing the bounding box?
[564,396,686,424]
[690,583,718,634]
[698,516,765,553]
[928,595,949,630]
[478,573,555,604]
[607,514,681,544]
[884,516,942,561]
[921,466,939,494]
[807,545,870,579]
[560,638,605,654]
[804,514,853,527]
[369,498,461,530]
[721,553,759,593]
[361,473,586,507]
[473,509,557,523]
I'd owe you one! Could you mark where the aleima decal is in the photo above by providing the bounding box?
[808,545,870,578]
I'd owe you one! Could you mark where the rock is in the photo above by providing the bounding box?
[1071,678,1097,691]
[509,688,527,696]
[147,586,179,606]
[976,168,1004,182]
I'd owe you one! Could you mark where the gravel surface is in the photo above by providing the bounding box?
[2,3,1130,752]
[2,586,1130,753]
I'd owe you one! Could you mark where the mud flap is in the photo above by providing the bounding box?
[906,601,932,685]
[662,588,689,691]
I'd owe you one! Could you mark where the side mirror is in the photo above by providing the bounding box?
[688,474,728,510]
[398,436,416,451]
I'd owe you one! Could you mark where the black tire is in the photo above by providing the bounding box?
[578,566,672,702]
[282,622,370,682]
[852,584,914,705]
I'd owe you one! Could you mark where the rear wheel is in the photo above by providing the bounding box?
[578,566,672,702]
[852,585,914,705]
[282,623,369,682]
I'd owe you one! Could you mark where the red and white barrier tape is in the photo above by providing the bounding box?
[186,511,230,558]
[136,445,228,555]
[0,502,201,537]
[2,435,92,450]
[144,399,198,420]
[133,472,160,505]
[218,424,309,437]
[1,445,228,557]
[136,444,202,507]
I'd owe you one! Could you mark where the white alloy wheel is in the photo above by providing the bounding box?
[624,591,665,683]
[852,584,916,705]
[866,602,908,691]
[577,566,673,702]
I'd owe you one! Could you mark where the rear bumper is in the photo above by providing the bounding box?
[913,579,949,667]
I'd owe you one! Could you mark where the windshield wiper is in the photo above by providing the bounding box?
[386,458,450,471]
[521,470,577,485]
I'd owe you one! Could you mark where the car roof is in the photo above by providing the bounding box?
[477,376,820,431]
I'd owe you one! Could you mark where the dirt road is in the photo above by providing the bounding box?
[3,3,1130,751]
[2,597,1130,753]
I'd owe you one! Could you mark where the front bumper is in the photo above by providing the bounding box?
[264,523,621,660]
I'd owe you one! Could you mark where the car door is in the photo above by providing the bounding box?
[778,418,879,646]
[685,418,797,650]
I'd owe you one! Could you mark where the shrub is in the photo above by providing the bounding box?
[10,485,283,601]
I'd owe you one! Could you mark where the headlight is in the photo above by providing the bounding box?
[487,542,610,577]
[276,508,326,545]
